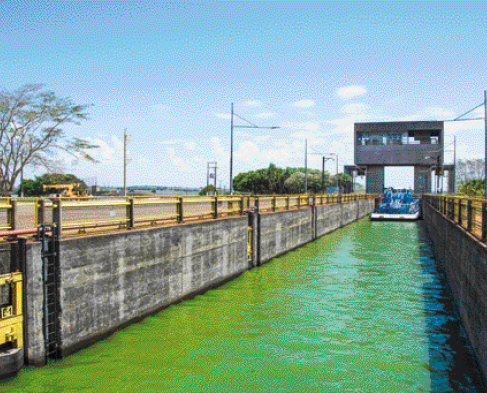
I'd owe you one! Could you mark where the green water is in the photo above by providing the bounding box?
[1,219,484,392]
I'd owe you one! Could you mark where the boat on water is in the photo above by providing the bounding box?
[370,188,421,221]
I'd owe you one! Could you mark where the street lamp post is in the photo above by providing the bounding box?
[229,103,279,194]
[308,147,333,194]
[330,153,339,194]
[484,90,487,198]
[425,149,446,194]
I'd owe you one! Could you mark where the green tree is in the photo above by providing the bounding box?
[459,179,485,197]
[20,173,87,196]
[0,84,98,192]
[20,176,43,196]
[233,164,334,194]
[199,185,218,196]
[283,172,306,193]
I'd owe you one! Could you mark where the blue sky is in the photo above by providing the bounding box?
[1,1,486,189]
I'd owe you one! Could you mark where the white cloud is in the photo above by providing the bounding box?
[293,99,315,108]
[336,85,367,99]
[112,135,123,151]
[242,100,262,107]
[255,135,271,142]
[215,113,231,120]
[210,136,229,161]
[235,141,260,162]
[254,111,276,119]
[184,141,197,150]
[165,146,192,172]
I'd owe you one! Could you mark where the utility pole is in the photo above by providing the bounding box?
[322,157,325,194]
[453,135,456,194]
[336,154,339,194]
[304,139,308,193]
[485,90,487,199]
[123,129,130,197]
[214,163,217,195]
[436,155,441,194]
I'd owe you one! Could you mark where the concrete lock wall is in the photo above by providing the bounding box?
[23,242,45,365]
[57,217,248,356]
[422,202,487,382]
[257,199,375,264]
[20,198,375,363]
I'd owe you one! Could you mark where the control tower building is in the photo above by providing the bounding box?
[354,121,447,194]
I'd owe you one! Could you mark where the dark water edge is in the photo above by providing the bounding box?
[0,218,484,392]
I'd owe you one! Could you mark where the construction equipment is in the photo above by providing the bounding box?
[42,183,87,197]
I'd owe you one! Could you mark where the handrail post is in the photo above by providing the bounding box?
[214,196,218,219]
[53,198,62,237]
[10,199,17,231]
[467,200,473,232]
[272,196,276,212]
[177,197,184,223]
[240,197,245,216]
[458,199,462,226]
[482,202,487,242]
[36,198,46,227]
[286,196,290,210]
[297,195,301,210]
[255,197,260,214]
[126,198,134,229]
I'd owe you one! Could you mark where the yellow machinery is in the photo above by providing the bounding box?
[0,272,23,379]
[0,272,23,348]
[42,183,87,197]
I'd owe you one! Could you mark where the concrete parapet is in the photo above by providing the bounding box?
[423,202,487,385]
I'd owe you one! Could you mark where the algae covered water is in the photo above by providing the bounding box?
[1,219,483,392]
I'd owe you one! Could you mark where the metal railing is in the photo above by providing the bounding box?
[423,194,487,242]
[0,194,376,238]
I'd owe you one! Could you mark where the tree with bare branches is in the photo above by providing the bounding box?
[0,84,98,193]
[456,158,485,189]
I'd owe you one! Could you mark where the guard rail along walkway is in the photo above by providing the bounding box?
[0,194,375,238]
[423,194,487,243]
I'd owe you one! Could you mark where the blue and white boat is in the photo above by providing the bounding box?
[370,188,421,221]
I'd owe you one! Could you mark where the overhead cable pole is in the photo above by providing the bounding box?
[230,103,234,195]
[229,103,279,194]
[485,90,487,199]
[453,135,456,194]
[336,154,339,194]
[123,129,130,197]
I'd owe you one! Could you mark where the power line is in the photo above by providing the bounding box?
[451,102,485,121]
